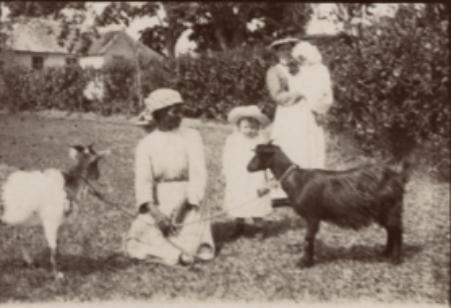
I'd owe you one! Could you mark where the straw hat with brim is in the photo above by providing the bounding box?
[227,105,270,127]
[135,88,183,126]
[268,37,300,50]
[145,88,183,113]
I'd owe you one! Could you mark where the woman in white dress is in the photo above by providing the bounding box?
[124,88,215,266]
[266,38,333,200]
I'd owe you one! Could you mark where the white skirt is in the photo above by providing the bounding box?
[270,103,326,199]
[124,182,215,265]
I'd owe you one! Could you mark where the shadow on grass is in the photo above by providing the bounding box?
[306,240,423,265]
[0,252,136,276]
[212,217,306,254]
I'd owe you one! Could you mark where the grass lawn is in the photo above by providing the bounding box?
[0,113,449,304]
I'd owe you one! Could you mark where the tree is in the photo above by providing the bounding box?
[95,2,313,57]
[1,1,92,53]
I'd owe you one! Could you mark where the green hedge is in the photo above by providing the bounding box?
[0,4,448,173]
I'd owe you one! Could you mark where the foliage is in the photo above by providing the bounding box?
[0,4,448,167]
[96,2,312,57]
[317,3,449,163]
[0,64,90,112]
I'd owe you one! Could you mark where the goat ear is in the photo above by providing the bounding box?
[87,143,95,154]
[267,139,274,145]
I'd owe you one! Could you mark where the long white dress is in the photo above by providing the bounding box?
[222,132,272,218]
[266,62,333,199]
[124,127,215,265]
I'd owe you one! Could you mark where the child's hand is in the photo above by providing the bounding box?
[257,187,270,197]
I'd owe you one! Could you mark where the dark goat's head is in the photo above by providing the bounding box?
[247,140,280,172]
[69,144,111,180]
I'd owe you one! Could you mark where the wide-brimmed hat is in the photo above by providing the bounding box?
[145,88,184,113]
[227,105,270,127]
[268,37,300,50]
[134,88,183,126]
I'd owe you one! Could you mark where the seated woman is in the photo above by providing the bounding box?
[124,88,215,266]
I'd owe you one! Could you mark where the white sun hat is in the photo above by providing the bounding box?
[227,105,270,127]
[268,37,300,49]
[134,88,184,126]
[145,88,184,113]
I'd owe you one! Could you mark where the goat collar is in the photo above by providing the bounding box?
[277,164,299,185]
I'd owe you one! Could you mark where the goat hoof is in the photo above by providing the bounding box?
[381,249,391,258]
[298,258,314,268]
[390,256,403,265]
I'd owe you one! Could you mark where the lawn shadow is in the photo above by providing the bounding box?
[0,252,137,276]
[311,240,423,265]
[212,217,305,254]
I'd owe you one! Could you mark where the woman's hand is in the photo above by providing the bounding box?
[155,211,177,237]
[139,202,177,237]
[257,187,270,197]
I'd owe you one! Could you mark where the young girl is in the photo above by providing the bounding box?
[222,105,272,238]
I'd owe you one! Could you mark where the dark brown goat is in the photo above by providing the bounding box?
[247,142,411,267]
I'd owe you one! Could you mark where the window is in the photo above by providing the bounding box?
[32,56,44,70]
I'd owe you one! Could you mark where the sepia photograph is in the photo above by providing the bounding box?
[0,2,449,307]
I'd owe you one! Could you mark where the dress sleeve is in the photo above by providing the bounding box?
[186,130,207,205]
[134,139,154,208]
[266,66,294,106]
[309,65,334,115]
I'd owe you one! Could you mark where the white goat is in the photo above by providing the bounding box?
[0,144,110,280]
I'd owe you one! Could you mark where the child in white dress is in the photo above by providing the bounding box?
[222,105,272,238]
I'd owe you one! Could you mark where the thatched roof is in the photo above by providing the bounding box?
[85,30,163,61]
[1,18,163,60]
[1,18,78,54]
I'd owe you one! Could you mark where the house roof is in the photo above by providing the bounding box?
[1,18,163,60]
[1,18,77,54]
[85,30,164,61]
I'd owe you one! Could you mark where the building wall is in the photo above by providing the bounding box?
[4,52,70,69]
[79,56,105,69]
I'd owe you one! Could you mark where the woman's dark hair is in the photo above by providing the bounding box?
[265,43,300,75]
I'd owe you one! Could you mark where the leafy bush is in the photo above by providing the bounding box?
[316,4,449,166]
[0,3,448,175]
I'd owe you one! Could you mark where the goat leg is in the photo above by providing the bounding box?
[299,219,319,268]
[390,226,403,264]
[382,227,394,257]
[43,220,64,280]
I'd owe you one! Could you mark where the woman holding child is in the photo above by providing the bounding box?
[266,38,333,199]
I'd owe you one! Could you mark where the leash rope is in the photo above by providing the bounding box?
[81,177,265,265]
[81,177,298,301]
